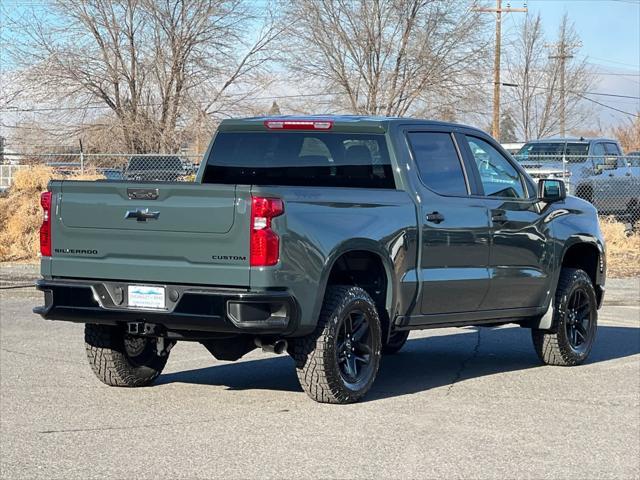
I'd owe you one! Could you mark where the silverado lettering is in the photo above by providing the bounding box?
[54,248,98,255]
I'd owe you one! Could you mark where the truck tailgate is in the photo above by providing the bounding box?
[47,181,251,286]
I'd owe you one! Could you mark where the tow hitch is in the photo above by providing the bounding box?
[127,322,157,335]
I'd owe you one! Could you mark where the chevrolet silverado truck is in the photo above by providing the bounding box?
[35,116,606,404]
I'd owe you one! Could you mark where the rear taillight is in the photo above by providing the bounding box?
[250,196,284,267]
[40,191,52,257]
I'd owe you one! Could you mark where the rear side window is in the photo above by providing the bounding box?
[407,132,468,196]
[202,132,394,189]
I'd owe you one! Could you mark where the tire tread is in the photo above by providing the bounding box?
[292,286,381,404]
[532,268,597,366]
[84,324,167,387]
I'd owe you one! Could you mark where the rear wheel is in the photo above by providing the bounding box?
[84,324,171,387]
[532,268,597,366]
[292,286,382,404]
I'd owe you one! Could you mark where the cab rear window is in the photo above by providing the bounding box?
[202,132,395,189]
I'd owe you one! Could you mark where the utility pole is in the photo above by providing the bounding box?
[474,1,527,141]
[547,39,580,137]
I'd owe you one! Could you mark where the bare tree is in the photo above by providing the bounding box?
[9,0,280,153]
[612,116,640,152]
[281,0,490,117]
[505,13,594,140]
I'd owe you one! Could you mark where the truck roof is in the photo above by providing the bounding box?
[523,137,619,144]
[218,115,486,135]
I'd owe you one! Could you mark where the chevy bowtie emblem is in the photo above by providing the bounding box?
[125,208,160,222]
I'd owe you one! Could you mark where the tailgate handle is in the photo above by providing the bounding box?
[125,208,160,222]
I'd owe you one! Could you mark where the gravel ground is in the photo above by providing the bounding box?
[0,267,638,479]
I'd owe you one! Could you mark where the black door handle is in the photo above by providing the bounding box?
[426,211,445,224]
[491,211,508,224]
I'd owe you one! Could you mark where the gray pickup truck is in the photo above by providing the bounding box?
[35,116,606,404]
[515,137,639,218]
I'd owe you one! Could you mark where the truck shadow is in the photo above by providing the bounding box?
[157,325,640,401]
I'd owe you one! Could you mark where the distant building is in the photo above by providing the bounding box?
[1,148,23,165]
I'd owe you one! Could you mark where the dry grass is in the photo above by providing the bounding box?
[599,217,640,278]
[0,167,103,262]
[1,171,639,278]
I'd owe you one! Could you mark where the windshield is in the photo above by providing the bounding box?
[516,142,589,163]
[202,132,394,189]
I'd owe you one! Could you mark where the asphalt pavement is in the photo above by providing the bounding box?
[0,270,638,479]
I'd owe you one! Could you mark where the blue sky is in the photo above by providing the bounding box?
[502,0,640,127]
[523,0,639,68]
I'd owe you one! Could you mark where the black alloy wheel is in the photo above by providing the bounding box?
[336,309,375,386]
[564,288,594,353]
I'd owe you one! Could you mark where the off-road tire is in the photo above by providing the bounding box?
[84,324,170,387]
[382,329,410,354]
[291,286,382,404]
[532,268,598,366]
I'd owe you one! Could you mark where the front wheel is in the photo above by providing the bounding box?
[291,286,382,404]
[84,324,171,387]
[532,268,598,366]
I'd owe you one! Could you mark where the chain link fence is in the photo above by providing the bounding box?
[2,151,640,224]
[512,154,640,224]
[0,153,203,188]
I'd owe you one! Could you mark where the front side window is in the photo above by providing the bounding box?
[407,132,468,196]
[466,136,526,199]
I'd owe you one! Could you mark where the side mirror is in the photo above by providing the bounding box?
[538,178,566,203]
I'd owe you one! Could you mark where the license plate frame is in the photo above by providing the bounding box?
[127,285,166,310]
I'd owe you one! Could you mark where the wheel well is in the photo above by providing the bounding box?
[326,250,389,329]
[562,243,600,288]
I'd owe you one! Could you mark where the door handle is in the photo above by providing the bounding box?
[426,211,445,224]
[491,210,508,224]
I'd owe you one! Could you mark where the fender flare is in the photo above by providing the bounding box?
[310,239,399,336]
[535,234,605,330]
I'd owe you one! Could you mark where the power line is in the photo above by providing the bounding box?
[582,91,640,100]
[575,93,640,118]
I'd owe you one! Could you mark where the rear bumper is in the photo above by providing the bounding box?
[34,279,299,336]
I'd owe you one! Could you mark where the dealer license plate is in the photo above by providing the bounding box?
[127,285,166,310]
